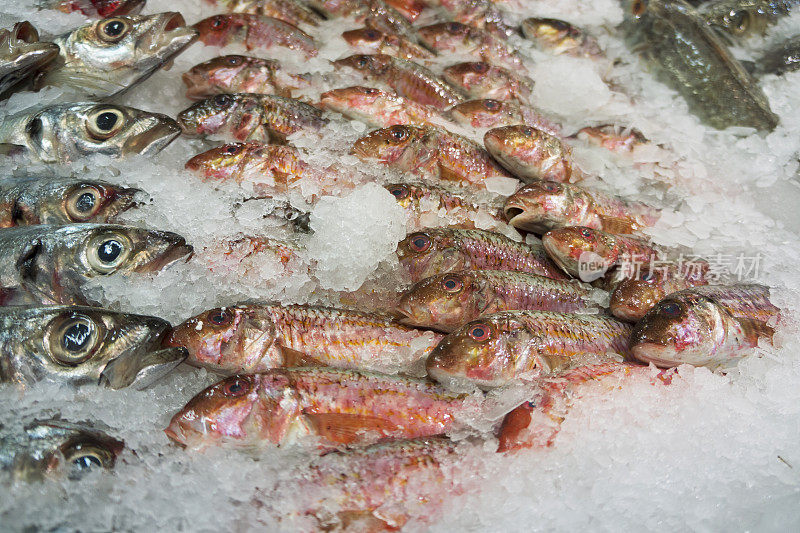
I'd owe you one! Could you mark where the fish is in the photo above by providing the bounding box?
[35,13,197,99]
[442,62,533,103]
[755,34,800,75]
[341,27,433,60]
[542,226,659,281]
[0,419,124,482]
[309,0,424,24]
[351,124,513,188]
[164,367,467,450]
[177,93,327,143]
[426,0,516,38]
[570,124,650,155]
[200,0,324,27]
[40,0,145,17]
[503,181,660,235]
[165,303,443,374]
[334,54,465,111]
[384,181,506,230]
[0,176,139,227]
[396,228,567,283]
[699,0,798,38]
[622,0,778,131]
[0,102,181,163]
[195,235,305,275]
[484,125,579,182]
[0,223,192,306]
[417,22,524,70]
[318,86,436,127]
[394,269,602,332]
[426,310,632,390]
[497,363,675,451]
[447,99,562,137]
[630,284,779,368]
[520,18,602,58]
[358,0,419,42]
[382,0,427,21]
[235,197,311,231]
[0,305,187,389]
[193,14,318,57]
[182,55,312,100]
[609,260,710,322]
[0,22,59,99]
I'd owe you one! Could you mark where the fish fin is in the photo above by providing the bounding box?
[280,347,324,367]
[304,413,397,445]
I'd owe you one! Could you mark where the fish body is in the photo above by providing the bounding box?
[427,0,516,38]
[193,14,318,57]
[0,223,191,305]
[571,125,649,155]
[700,0,797,38]
[165,367,466,449]
[0,419,124,482]
[756,35,800,75]
[166,303,442,374]
[443,62,533,103]
[623,0,778,130]
[342,27,433,60]
[202,0,324,26]
[447,99,561,136]
[177,93,327,143]
[395,269,602,332]
[630,284,778,368]
[0,22,59,99]
[542,226,659,281]
[37,13,197,99]
[0,305,186,389]
[0,176,138,227]
[319,86,436,127]
[484,125,577,182]
[397,228,566,282]
[0,102,180,163]
[417,22,524,70]
[426,310,632,390]
[352,124,512,188]
[521,17,602,58]
[503,181,660,234]
[334,54,465,110]
[39,0,145,17]
[182,55,312,100]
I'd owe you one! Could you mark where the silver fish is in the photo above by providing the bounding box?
[0,22,58,99]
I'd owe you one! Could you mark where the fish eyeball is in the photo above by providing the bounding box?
[96,17,132,43]
[86,108,126,141]
[63,443,115,476]
[65,186,102,221]
[728,11,750,34]
[47,313,102,365]
[86,231,133,273]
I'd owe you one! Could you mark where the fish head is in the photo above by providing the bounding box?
[426,314,532,390]
[396,230,465,282]
[341,28,387,48]
[609,275,666,322]
[177,93,245,136]
[45,13,197,98]
[182,55,272,99]
[575,125,646,153]
[165,372,300,449]
[1,306,186,389]
[443,61,492,90]
[165,305,278,372]
[503,181,575,234]
[630,292,725,367]
[542,226,615,279]
[394,271,483,332]
[333,54,392,76]
[484,125,568,181]
[417,22,470,52]
[53,0,146,17]
[699,1,770,38]
[185,142,254,181]
[448,99,516,128]
[521,17,582,49]
[193,14,245,47]
[384,182,421,209]
[12,419,124,482]
[33,180,140,224]
[0,22,59,97]
[351,125,425,165]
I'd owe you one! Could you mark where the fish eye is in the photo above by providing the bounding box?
[631,0,646,17]
[542,181,559,192]
[221,143,243,155]
[388,126,409,142]
[48,314,101,365]
[87,231,133,274]
[579,228,593,238]
[212,94,233,108]
[660,302,681,316]
[63,442,114,476]
[226,55,243,66]
[472,62,489,73]
[446,22,463,33]
[97,18,131,43]
[65,186,102,222]
[441,275,463,293]
[483,99,500,110]
[210,16,227,29]
[86,108,126,141]
[468,323,491,342]
[521,126,535,136]
[388,185,409,200]
[408,233,431,252]
[364,29,381,40]
[357,56,369,67]
[728,10,749,33]
[207,308,233,326]
[364,87,379,95]
[222,376,252,397]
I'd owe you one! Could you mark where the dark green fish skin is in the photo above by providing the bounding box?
[623,0,779,131]
[0,176,139,227]
[700,0,798,38]
[757,35,800,75]
[0,419,123,482]
[0,22,58,99]
[0,305,187,389]
[0,223,192,305]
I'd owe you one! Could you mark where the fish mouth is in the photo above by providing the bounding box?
[132,232,193,273]
[99,318,188,389]
[629,341,678,368]
[104,186,143,221]
[141,13,198,55]
[181,73,216,100]
[123,115,182,156]
[426,363,493,392]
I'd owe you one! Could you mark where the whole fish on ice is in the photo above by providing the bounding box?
[193,14,318,57]
[182,55,312,99]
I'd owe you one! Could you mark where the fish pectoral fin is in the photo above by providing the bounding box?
[304,413,398,445]
[280,347,324,367]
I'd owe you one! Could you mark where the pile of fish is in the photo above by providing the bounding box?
[0,0,795,529]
